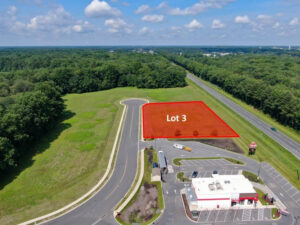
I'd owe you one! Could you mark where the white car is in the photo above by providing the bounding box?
[173,143,184,149]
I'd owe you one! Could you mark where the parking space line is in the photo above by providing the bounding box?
[214,210,220,222]
[223,209,229,222]
[286,186,295,192]
[205,210,212,222]
[289,190,298,197]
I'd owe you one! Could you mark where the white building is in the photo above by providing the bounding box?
[186,174,258,211]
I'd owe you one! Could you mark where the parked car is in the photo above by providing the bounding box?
[184,146,192,152]
[280,209,290,216]
[173,143,184,149]
[192,171,198,178]
[213,170,218,174]
[152,162,158,168]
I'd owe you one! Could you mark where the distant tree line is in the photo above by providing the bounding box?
[162,51,300,131]
[0,48,187,174]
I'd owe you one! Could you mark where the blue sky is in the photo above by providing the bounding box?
[0,0,299,46]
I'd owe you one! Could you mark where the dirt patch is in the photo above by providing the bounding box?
[119,182,159,224]
[182,194,198,221]
[170,138,244,154]
[199,139,244,154]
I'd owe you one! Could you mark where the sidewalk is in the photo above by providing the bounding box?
[251,182,286,210]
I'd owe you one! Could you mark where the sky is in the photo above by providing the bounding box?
[0,0,299,46]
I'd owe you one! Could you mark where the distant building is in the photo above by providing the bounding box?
[186,174,258,210]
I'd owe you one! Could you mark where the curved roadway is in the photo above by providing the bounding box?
[187,73,300,160]
[40,85,300,225]
[43,99,146,225]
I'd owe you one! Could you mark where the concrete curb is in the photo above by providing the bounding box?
[19,100,128,225]
[114,148,145,216]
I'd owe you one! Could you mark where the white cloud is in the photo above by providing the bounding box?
[142,14,164,23]
[158,0,235,16]
[72,25,83,32]
[171,26,182,31]
[104,18,132,33]
[135,4,151,14]
[211,19,225,29]
[27,6,73,32]
[139,26,152,35]
[235,15,250,24]
[289,17,299,26]
[7,5,18,16]
[257,14,273,24]
[273,22,280,29]
[185,19,203,30]
[84,0,121,17]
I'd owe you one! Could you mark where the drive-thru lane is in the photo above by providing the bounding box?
[43,99,146,225]
[187,73,300,160]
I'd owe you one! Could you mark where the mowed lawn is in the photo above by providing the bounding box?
[0,80,299,225]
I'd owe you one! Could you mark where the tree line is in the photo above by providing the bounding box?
[162,50,300,131]
[0,48,187,174]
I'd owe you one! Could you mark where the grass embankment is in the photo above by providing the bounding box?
[116,148,164,225]
[243,171,264,185]
[254,187,268,205]
[173,157,244,166]
[191,74,300,144]
[0,79,299,224]
[177,172,191,182]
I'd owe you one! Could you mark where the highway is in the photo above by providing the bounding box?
[187,73,300,160]
[43,99,146,225]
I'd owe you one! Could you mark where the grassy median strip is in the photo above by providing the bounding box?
[173,157,244,166]
[254,187,268,205]
[243,171,264,185]
[116,148,164,225]
[177,172,191,182]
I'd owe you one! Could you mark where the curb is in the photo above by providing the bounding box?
[114,148,145,216]
[19,100,128,225]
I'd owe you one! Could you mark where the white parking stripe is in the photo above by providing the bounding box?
[205,210,212,222]
[291,191,300,197]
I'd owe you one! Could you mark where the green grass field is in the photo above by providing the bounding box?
[193,75,300,143]
[0,79,299,225]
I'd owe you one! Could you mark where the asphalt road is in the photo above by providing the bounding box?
[42,99,146,225]
[187,73,300,160]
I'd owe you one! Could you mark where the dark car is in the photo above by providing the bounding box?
[271,127,277,132]
[152,162,158,168]
[213,170,218,174]
[192,171,198,178]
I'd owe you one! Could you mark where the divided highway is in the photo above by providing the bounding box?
[187,73,300,160]
[43,99,146,225]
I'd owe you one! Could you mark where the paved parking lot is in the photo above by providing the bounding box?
[197,208,273,223]
[181,159,235,167]
[261,162,300,208]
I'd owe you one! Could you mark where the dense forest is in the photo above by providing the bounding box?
[161,49,300,131]
[0,48,186,174]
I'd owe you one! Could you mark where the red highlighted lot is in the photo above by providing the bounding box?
[142,101,239,139]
